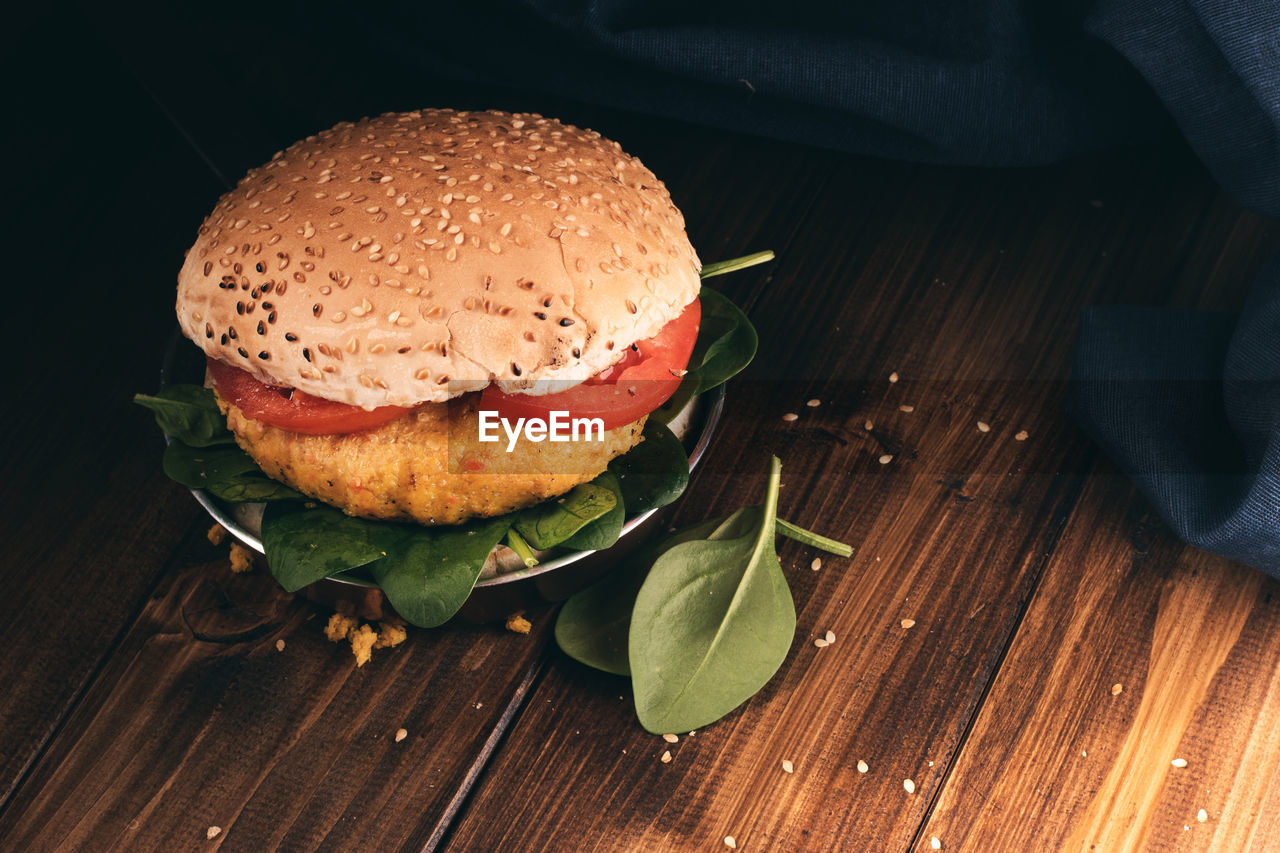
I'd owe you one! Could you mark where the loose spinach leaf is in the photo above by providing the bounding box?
[163,442,304,503]
[629,457,795,733]
[556,514,730,676]
[561,472,626,552]
[513,480,618,550]
[607,419,689,515]
[692,287,758,395]
[134,385,234,447]
[261,501,391,592]
[369,516,513,628]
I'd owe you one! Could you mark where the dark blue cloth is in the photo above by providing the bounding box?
[355,0,1280,570]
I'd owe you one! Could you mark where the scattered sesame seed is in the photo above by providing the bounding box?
[1015,430,1029,441]
[275,639,285,652]
[806,398,821,408]
[901,618,916,629]
[977,421,991,433]
[724,836,737,849]
[662,733,679,744]
[1112,683,1123,696]
[395,728,408,742]
[782,413,799,422]
[811,558,822,571]
[1172,758,1188,768]
[207,826,222,840]
[931,837,942,850]
[1197,808,1208,823]
[899,405,914,413]
[1081,749,1088,757]
[814,638,829,648]
[864,420,874,430]
[889,372,899,383]
[878,454,893,464]
[661,750,672,763]
[782,759,794,773]
[825,630,836,644]
[904,778,916,794]
[857,760,869,773]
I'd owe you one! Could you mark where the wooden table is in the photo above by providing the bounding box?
[7,8,1280,851]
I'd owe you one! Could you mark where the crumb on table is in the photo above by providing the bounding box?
[349,624,378,667]
[206,524,228,546]
[505,612,532,634]
[324,609,409,666]
[228,542,254,573]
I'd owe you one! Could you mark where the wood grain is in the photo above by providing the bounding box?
[919,473,1280,852]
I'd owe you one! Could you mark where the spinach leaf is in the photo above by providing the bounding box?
[561,472,626,551]
[369,516,513,628]
[692,287,758,395]
[629,457,796,733]
[513,479,618,550]
[607,419,689,515]
[555,514,730,676]
[163,442,304,502]
[134,385,234,447]
[261,501,391,592]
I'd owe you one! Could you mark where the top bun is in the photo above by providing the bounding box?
[176,109,701,409]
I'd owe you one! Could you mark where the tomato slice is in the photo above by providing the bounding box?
[206,358,412,435]
[480,298,701,430]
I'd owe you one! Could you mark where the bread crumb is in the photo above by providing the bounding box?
[395,728,408,742]
[889,372,899,383]
[206,524,228,546]
[325,612,360,643]
[375,618,408,649]
[1014,430,1029,441]
[349,624,378,667]
[207,826,222,839]
[661,750,672,763]
[228,542,254,573]
[505,612,532,634]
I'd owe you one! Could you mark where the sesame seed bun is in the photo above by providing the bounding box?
[176,109,702,409]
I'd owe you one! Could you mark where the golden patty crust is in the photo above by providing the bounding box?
[220,394,646,525]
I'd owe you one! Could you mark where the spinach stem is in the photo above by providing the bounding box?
[506,529,539,568]
[699,250,775,280]
[776,518,853,557]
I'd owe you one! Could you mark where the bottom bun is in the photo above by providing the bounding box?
[220,394,646,525]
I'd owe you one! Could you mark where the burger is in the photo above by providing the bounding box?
[143,108,762,627]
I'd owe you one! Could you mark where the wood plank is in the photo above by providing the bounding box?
[0,543,555,851]
[441,146,1278,850]
[919,472,1280,851]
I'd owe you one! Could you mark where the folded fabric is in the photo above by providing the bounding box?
[1068,259,1280,574]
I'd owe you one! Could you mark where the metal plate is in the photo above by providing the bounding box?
[160,330,724,623]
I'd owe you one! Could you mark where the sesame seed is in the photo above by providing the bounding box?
[806,398,821,407]
[1171,758,1188,768]
[275,639,285,652]
[811,558,822,571]
[1015,430,1029,441]
[857,760,869,773]
[724,837,737,849]
[931,837,942,850]
[878,454,893,464]
[889,372,899,383]
[661,750,672,763]
[1197,809,1208,822]
[904,778,916,794]
[864,420,874,430]
[901,618,916,629]
[782,413,799,422]
[899,405,914,413]
[207,827,222,839]
[977,421,991,432]
[781,759,794,773]
[395,728,408,742]
[814,638,829,648]
[825,630,836,644]
[662,733,678,743]
[1112,683,1123,696]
